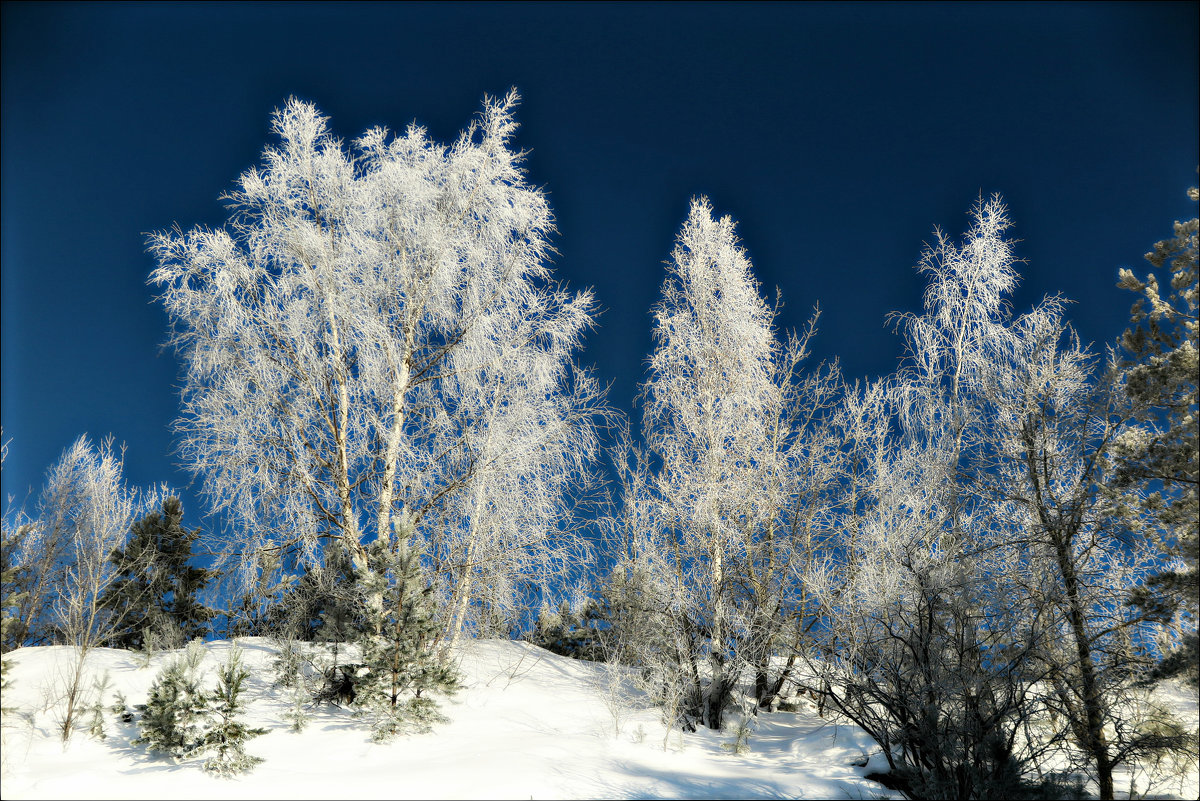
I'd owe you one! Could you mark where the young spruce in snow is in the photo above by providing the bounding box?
[354,517,459,742]
[201,644,267,776]
[133,642,267,774]
[133,641,210,761]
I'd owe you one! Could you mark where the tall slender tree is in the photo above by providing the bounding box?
[990,302,1193,801]
[626,196,837,730]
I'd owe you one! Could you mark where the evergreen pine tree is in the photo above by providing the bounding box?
[278,546,366,706]
[86,702,106,741]
[226,550,295,638]
[1114,184,1199,685]
[353,521,459,742]
[1,438,31,660]
[263,559,341,641]
[720,715,753,755]
[531,598,606,661]
[200,644,267,776]
[100,497,218,650]
[132,641,210,760]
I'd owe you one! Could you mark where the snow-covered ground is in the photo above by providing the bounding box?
[1,639,893,800]
[1,639,1196,800]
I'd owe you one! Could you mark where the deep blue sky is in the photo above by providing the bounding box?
[3,2,1197,528]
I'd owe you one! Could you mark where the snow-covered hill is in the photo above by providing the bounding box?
[1,639,896,800]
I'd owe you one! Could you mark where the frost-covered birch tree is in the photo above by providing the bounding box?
[810,198,1071,798]
[151,92,604,644]
[626,197,839,730]
[992,305,1194,801]
[812,197,1192,800]
[5,437,163,741]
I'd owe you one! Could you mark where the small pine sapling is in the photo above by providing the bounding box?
[86,702,106,741]
[354,523,460,742]
[110,691,134,725]
[133,640,209,760]
[85,673,113,741]
[131,634,155,670]
[721,715,753,755]
[270,638,306,690]
[283,683,310,733]
[0,660,14,719]
[201,644,267,776]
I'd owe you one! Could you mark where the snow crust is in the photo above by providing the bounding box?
[1,639,895,800]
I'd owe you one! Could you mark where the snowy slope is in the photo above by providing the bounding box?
[1,639,894,800]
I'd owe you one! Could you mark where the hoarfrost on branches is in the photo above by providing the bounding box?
[811,196,1191,801]
[150,91,607,644]
[619,197,842,730]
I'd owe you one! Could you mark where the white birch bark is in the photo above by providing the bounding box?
[150,92,607,640]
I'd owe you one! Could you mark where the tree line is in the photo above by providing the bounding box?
[2,93,1195,798]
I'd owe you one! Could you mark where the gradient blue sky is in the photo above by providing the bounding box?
[3,2,1197,529]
